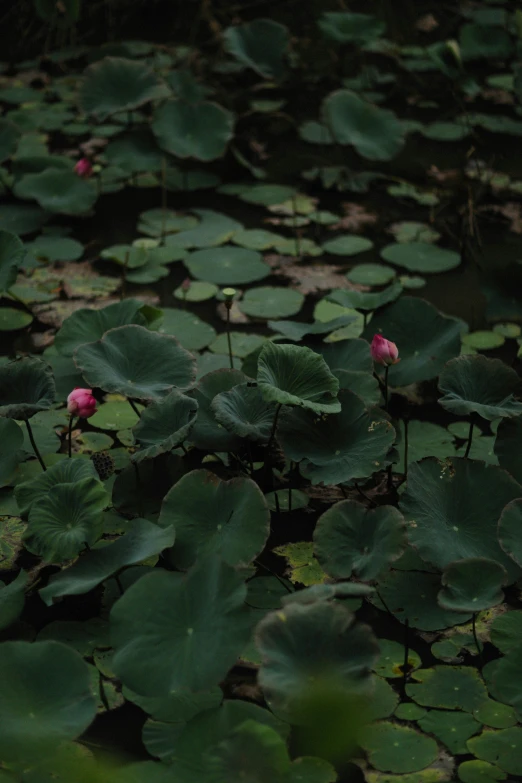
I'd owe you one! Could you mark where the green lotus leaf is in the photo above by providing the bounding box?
[89,399,141,431]
[327,282,402,312]
[111,555,253,695]
[400,458,522,582]
[314,501,406,581]
[489,611,522,655]
[318,12,385,43]
[438,558,507,613]
[74,325,197,401]
[80,57,164,120]
[488,642,522,717]
[0,230,25,294]
[362,722,438,774]
[123,686,222,723]
[267,314,356,342]
[207,720,291,781]
[0,307,33,331]
[15,457,98,517]
[223,19,289,80]
[417,710,480,755]
[257,342,340,414]
[458,759,507,783]
[407,665,488,712]
[462,330,505,351]
[0,357,56,420]
[184,247,270,285]
[210,332,267,359]
[278,390,395,485]
[238,286,304,319]
[39,519,175,605]
[166,209,242,249]
[159,469,269,569]
[467,728,522,776]
[420,122,470,141]
[322,90,404,162]
[281,582,374,607]
[14,169,97,215]
[256,600,379,715]
[363,297,465,386]
[54,299,148,356]
[380,242,461,274]
[27,234,84,262]
[174,280,218,302]
[189,369,248,451]
[331,369,381,406]
[473,700,517,730]
[0,419,23,488]
[152,99,234,161]
[347,263,396,286]
[104,127,163,172]
[211,382,277,442]
[316,338,373,374]
[157,308,216,351]
[438,355,522,421]
[24,476,109,562]
[322,234,374,256]
[138,208,198,237]
[0,204,50,236]
[398,420,456,467]
[0,119,20,163]
[0,640,96,764]
[496,499,522,571]
[0,570,28,632]
[460,23,513,61]
[132,391,198,463]
[373,639,421,680]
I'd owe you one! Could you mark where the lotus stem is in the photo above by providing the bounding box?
[226,305,233,370]
[128,398,141,417]
[464,420,474,459]
[403,418,409,480]
[267,403,283,453]
[68,415,75,458]
[25,419,46,472]
[161,157,167,240]
[402,619,410,696]
[292,195,301,258]
[472,613,483,665]
[384,365,389,412]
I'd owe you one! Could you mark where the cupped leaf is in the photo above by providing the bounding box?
[24,476,109,562]
[0,230,25,294]
[438,355,522,421]
[314,501,406,581]
[74,325,196,401]
[362,721,438,774]
[15,457,98,516]
[39,519,175,605]
[380,242,461,274]
[0,357,56,420]
[318,11,385,43]
[111,555,253,695]
[400,458,522,582]
[328,283,402,312]
[278,390,395,486]
[0,570,28,632]
[0,640,96,763]
[189,369,248,451]
[498,499,522,569]
[223,19,289,80]
[80,57,164,120]
[14,169,97,215]
[152,99,234,161]
[159,469,270,569]
[322,90,404,161]
[184,246,270,285]
[0,419,24,488]
[132,391,198,462]
[494,417,522,484]
[54,299,147,356]
[363,297,465,386]
[104,127,163,173]
[438,558,507,613]
[211,382,277,442]
[257,342,340,414]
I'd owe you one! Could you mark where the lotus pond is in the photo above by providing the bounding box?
[3,2,522,782]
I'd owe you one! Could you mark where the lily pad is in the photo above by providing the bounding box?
[417,710,480,754]
[0,307,33,331]
[322,235,374,256]
[438,355,522,420]
[438,558,507,613]
[347,263,396,286]
[132,390,198,462]
[80,57,164,120]
[153,99,234,161]
[223,19,289,80]
[318,12,385,44]
[238,286,304,319]
[380,243,461,273]
[0,358,55,420]
[15,457,98,517]
[467,728,522,776]
[184,247,270,285]
[362,722,438,774]
[173,281,218,302]
[15,169,97,215]
[407,665,488,712]
[462,331,505,351]
[0,230,25,294]
[328,283,402,312]
[89,399,141,431]
[157,308,216,351]
[494,417,522,484]
[458,760,507,783]
[166,209,242,249]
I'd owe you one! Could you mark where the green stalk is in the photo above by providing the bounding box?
[25,419,46,471]
[68,415,76,458]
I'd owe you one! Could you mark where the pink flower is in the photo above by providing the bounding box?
[181,278,191,292]
[67,388,97,418]
[370,334,400,366]
[74,158,93,178]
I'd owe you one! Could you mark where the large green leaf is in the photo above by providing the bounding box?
[132,391,198,462]
[257,342,340,415]
[189,369,247,451]
[153,99,234,161]
[314,501,406,581]
[0,419,23,488]
[467,728,522,776]
[211,382,277,442]
[406,665,488,712]
[362,722,438,774]
[39,519,175,605]
[438,355,522,421]
[54,299,147,356]
[159,469,270,569]
[0,230,25,295]
[223,19,289,80]
[438,558,507,613]
[0,640,96,763]
[104,127,163,173]
[111,556,252,695]
[362,297,465,386]
[74,325,196,401]
[494,417,522,484]
[498,499,522,569]
[80,57,164,120]
[380,242,461,273]
[15,457,98,516]
[400,458,522,582]
[0,358,56,420]
[184,247,270,285]
[24,476,109,562]
[318,11,385,43]
[322,90,404,161]
[14,169,97,215]
[0,570,28,632]
[327,283,402,313]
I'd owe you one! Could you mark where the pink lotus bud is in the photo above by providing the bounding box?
[370,334,400,366]
[181,278,191,292]
[74,158,93,178]
[67,388,97,418]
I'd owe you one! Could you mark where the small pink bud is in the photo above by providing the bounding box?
[370,334,400,366]
[181,278,191,292]
[67,387,97,418]
[74,158,93,178]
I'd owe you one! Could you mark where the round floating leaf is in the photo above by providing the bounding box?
[25,476,109,562]
[314,501,406,581]
[0,570,28,632]
[494,417,522,484]
[317,338,373,374]
[0,640,96,764]
[328,282,402,312]
[0,204,49,235]
[398,420,456,466]
[54,299,147,356]
[167,209,242,249]
[362,722,438,774]
[318,11,385,43]
[273,541,326,587]
[239,184,296,206]
[363,297,465,386]
[157,308,216,351]
[159,469,270,569]
[462,331,505,351]
[373,639,421,680]
[153,99,234,161]
[39,518,175,605]
[184,247,269,285]
[322,235,374,256]
[380,242,461,273]
[346,263,396,286]
[257,342,340,414]
[89,399,141,431]
[210,332,267,359]
[322,90,404,161]
[212,382,277,442]
[497,499,522,572]
[420,122,470,141]
[467,728,522,776]
[132,390,198,462]
[74,325,196,401]
[489,612,522,655]
[473,700,518,729]
[238,286,304,319]
[0,230,25,295]
[111,555,252,695]
[223,19,289,80]
[406,666,488,712]
[458,760,507,783]
[173,281,218,302]
[0,419,23,488]
[15,169,97,215]
[0,357,55,420]
[27,234,84,262]
[15,457,98,517]
[438,355,522,421]
[80,57,164,120]
[0,307,33,331]
[401,458,522,582]
[460,23,513,61]
[278,391,395,486]
[189,369,247,451]
[418,710,480,755]
[0,119,20,163]
[104,128,163,173]
[490,643,522,716]
[123,686,222,723]
[256,600,379,715]
[438,558,507,613]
